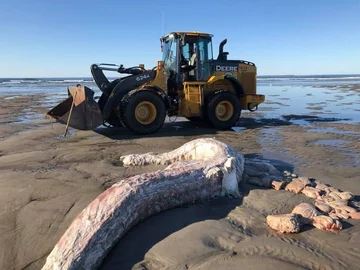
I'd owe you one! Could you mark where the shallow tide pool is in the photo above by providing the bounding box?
[256,84,360,124]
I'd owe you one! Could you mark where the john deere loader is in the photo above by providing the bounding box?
[47,31,265,135]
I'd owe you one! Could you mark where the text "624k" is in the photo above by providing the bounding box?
[136,74,150,81]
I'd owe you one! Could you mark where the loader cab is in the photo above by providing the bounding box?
[160,32,214,89]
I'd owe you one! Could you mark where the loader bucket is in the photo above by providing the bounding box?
[46,85,103,130]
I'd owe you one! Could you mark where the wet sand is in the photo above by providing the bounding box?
[0,86,360,269]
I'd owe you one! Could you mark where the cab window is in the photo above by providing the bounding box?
[197,37,213,80]
[163,36,178,72]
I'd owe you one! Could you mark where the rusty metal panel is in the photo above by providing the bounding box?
[47,86,103,130]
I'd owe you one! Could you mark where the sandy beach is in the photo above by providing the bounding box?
[0,82,360,269]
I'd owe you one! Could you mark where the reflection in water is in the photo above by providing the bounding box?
[307,127,360,136]
[231,127,246,132]
[255,127,299,167]
[256,84,360,124]
[9,112,45,125]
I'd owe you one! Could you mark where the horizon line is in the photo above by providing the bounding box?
[1,73,360,79]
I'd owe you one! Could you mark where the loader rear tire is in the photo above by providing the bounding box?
[121,90,166,134]
[205,91,241,129]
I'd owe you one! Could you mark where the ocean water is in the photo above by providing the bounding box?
[0,77,99,96]
[0,78,103,108]
[1,74,360,95]
[1,74,360,123]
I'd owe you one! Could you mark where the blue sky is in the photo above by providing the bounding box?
[0,0,359,77]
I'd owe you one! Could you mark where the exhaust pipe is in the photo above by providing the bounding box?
[217,38,228,61]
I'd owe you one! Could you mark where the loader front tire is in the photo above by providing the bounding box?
[121,90,166,134]
[205,91,241,129]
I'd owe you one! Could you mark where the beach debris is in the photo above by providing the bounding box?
[301,186,322,199]
[266,213,302,233]
[342,205,357,213]
[338,191,353,201]
[331,212,350,220]
[318,195,336,204]
[245,160,280,175]
[326,199,348,209]
[312,215,343,231]
[330,205,358,220]
[313,180,331,191]
[315,201,333,214]
[349,212,360,219]
[247,175,273,188]
[41,138,245,270]
[285,177,312,194]
[271,180,287,190]
[328,191,353,201]
[265,173,360,234]
[243,159,283,188]
[292,203,320,224]
[328,191,343,200]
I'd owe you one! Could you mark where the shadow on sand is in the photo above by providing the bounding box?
[93,114,349,141]
[93,117,294,140]
[99,156,295,270]
[99,196,243,270]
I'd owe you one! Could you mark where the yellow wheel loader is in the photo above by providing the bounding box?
[47,31,265,135]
